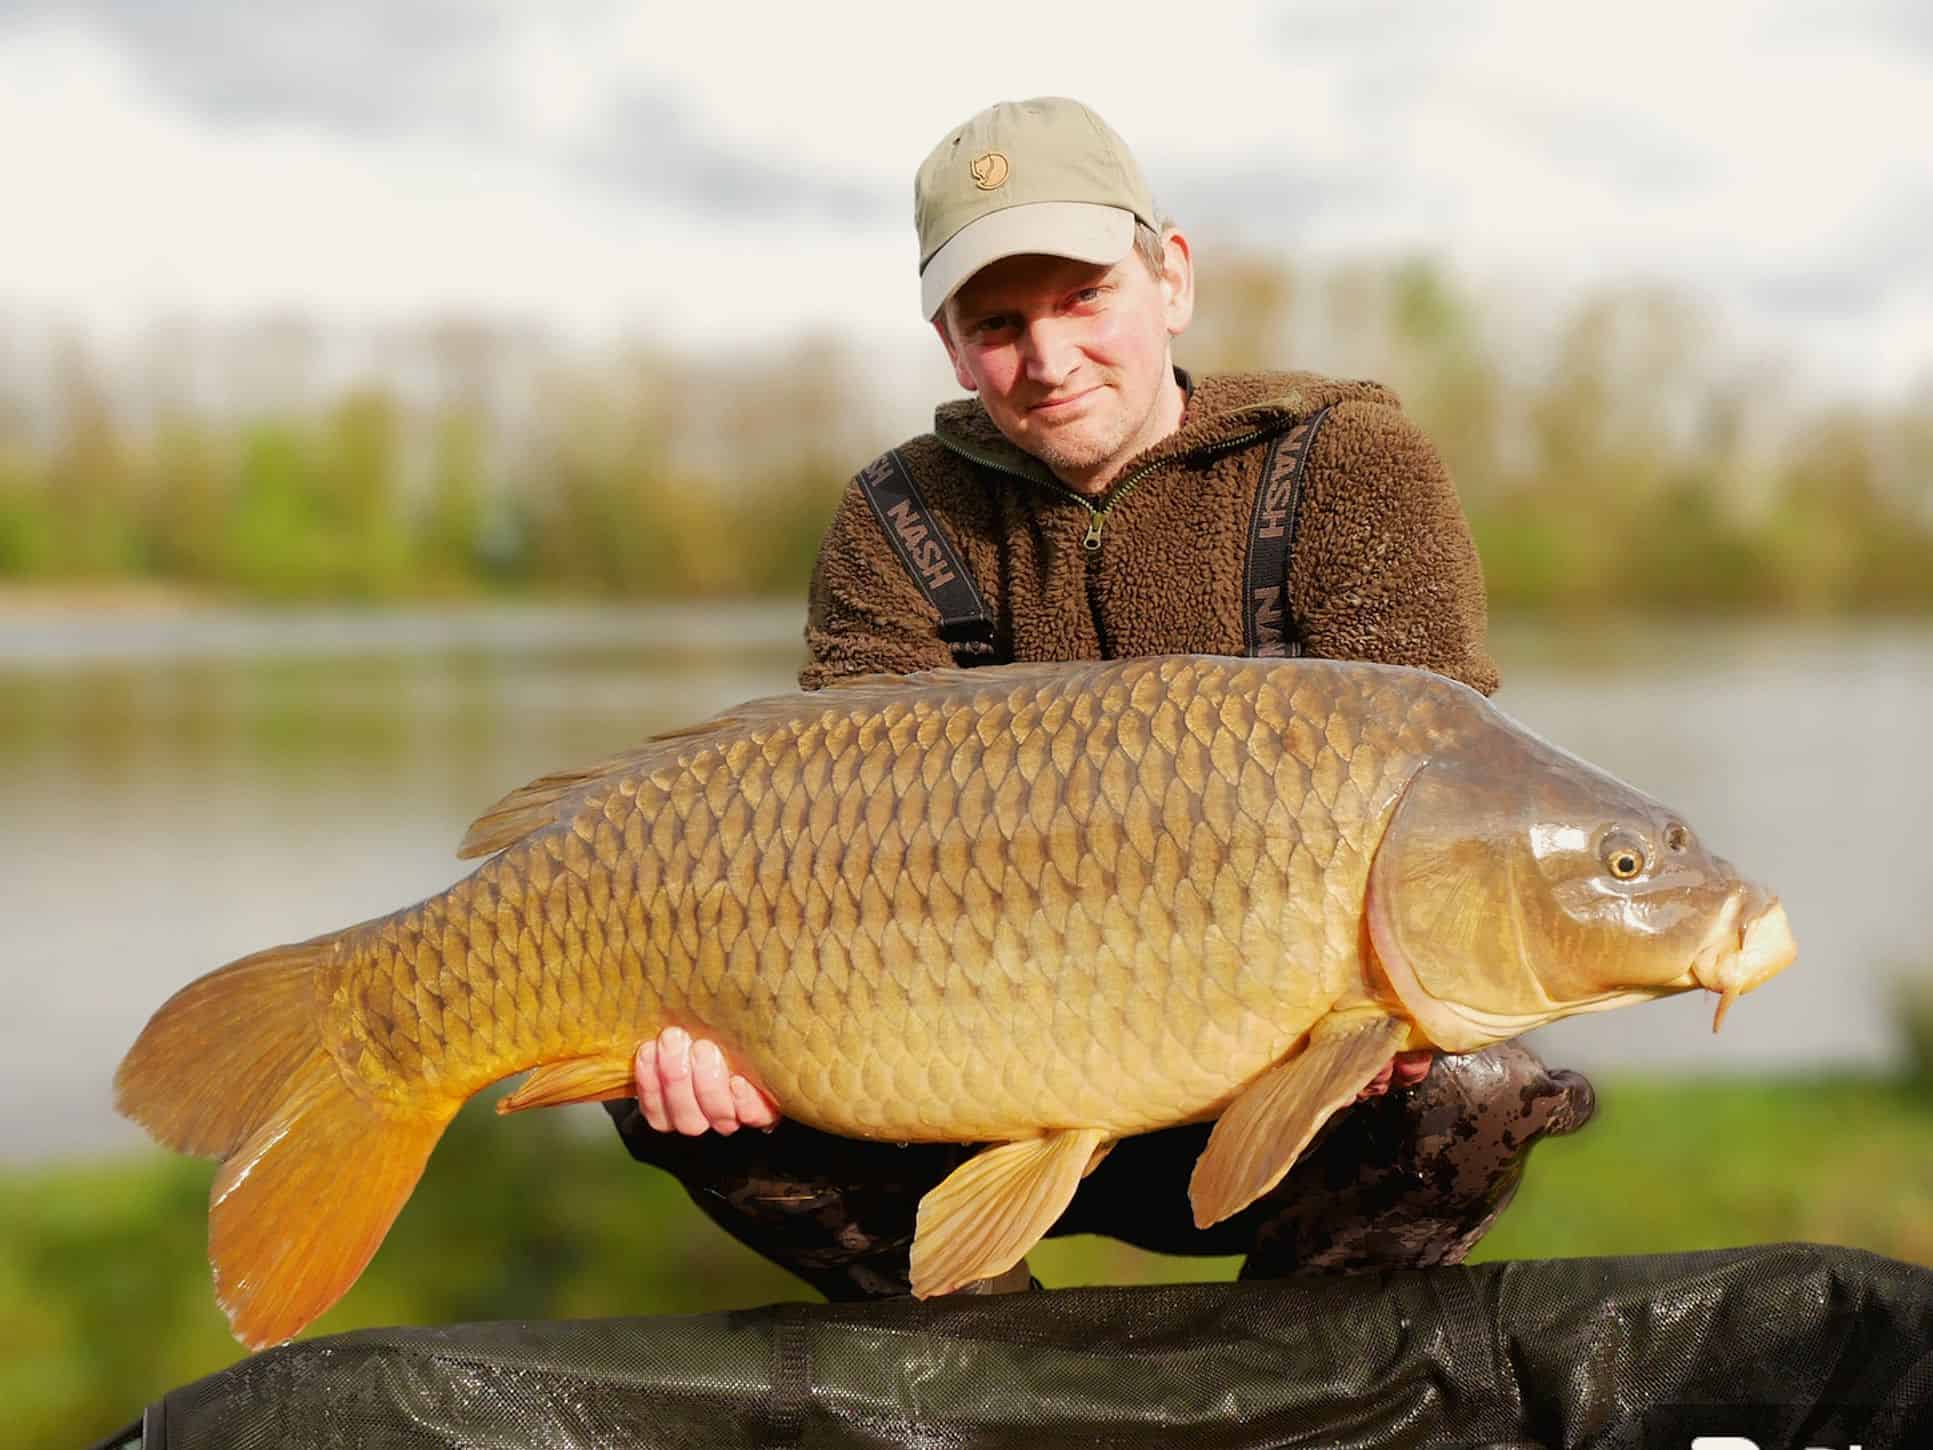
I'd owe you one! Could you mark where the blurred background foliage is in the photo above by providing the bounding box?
[3,256,1929,613]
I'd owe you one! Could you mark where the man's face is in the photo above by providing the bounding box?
[935,232,1193,492]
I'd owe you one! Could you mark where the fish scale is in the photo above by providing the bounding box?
[117,652,1796,1345]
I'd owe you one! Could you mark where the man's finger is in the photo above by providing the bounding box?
[690,1039,740,1134]
[658,1027,712,1136]
[1354,1059,1397,1102]
[1392,1051,1434,1088]
[729,1074,780,1130]
[634,1039,671,1132]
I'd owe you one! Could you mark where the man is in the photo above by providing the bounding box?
[605,98,1594,1297]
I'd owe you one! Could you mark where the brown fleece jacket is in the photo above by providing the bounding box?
[801,369,1499,696]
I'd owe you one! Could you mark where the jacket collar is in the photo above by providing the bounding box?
[930,368,1334,491]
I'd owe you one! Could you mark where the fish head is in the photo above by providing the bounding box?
[1365,739,1796,1053]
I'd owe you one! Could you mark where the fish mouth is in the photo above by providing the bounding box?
[1685,896,1797,1033]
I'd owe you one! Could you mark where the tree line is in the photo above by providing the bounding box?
[1,258,1927,613]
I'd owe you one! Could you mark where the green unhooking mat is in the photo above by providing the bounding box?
[102,1244,1933,1449]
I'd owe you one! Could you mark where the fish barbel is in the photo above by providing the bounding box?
[115,655,1796,1347]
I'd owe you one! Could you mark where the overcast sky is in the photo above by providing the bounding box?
[1,0,1928,398]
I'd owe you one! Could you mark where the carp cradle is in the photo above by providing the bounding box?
[90,1243,1933,1449]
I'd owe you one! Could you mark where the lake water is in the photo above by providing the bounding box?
[4,603,1929,1163]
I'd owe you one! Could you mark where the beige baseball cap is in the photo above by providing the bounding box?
[915,97,1157,320]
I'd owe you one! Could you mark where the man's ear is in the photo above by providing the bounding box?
[1160,228,1196,338]
[932,316,977,392]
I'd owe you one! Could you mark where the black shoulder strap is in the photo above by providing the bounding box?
[851,448,997,665]
[1244,407,1332,658]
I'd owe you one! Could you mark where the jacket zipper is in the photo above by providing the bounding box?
[938,421,1289,656]
[953,425,1283,551]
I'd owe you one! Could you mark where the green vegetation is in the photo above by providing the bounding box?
[9,1072,1932,1449]
[1469,1073,1933,1263]
[1889,966,1933,1094]
[2,262,1929,612]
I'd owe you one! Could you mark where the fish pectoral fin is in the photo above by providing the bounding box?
[1189,1011,1409,1229]
[1082,1139,1116,1179]
[910,1127,1108,1298]
[496,1053,638,1114]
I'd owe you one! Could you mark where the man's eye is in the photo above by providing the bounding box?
[973,315,1013,335]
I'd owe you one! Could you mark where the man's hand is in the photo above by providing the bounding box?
[634,1026,781,1135]
[1354,1050,1434,1102]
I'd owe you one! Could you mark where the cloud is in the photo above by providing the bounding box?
[1778,0,1933,56]
[1872,0,1933,53]
[0,0,516,138]
[1264,0,1492,135]
[1154,156,1427,243]
[0,1,894,224]
[1267,0,1484,60]
[0,0,1923,396]
[578,87,894,223]
[1497,102,1713,198]
[1749,183,1933,319]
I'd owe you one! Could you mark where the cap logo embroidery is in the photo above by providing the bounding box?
[970,151,1009,190]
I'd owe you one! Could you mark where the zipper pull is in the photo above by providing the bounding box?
[1083,512,1104,551]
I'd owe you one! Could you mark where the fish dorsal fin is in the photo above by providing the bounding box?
[909,1127,1108,1297]
[818,669,929,690]
[820,658,1147,696]
[458,745,668,859]
[455,694,822,859]
[456,661,1131,860]
[1189,1011,1409,1228]
[808,664,1059,699]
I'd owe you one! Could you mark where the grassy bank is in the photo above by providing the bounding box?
[10,1072,1931,1449]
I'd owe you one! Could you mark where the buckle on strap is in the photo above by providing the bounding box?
[852,448,998,666]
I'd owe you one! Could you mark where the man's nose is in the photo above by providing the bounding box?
[1017,318,1076,388]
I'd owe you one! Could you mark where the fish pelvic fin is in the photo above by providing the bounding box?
[910,1127,1108,1298]
[1189,1011,1410,1229]
[115,936,455,1349]
[497,1052,638,1113]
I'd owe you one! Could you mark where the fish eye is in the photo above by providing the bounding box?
[1600,830,1647,881]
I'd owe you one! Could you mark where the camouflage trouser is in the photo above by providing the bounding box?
[603,1042,1595,1301]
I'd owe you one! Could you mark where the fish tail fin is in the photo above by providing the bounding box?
[208,1050,450,1348]
[115,937,454,1348]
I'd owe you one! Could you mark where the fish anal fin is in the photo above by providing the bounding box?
[910,1127,1107,1297]
[211,1052,453,1350]
[1189,1011,1409,1229]
[497,1053,638,1113]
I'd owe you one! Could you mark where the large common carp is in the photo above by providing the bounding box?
[116,655,1796,1348]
